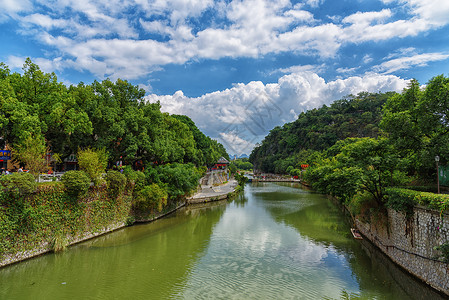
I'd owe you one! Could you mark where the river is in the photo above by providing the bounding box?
[0,182,444,299]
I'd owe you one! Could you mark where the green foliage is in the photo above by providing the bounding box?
[0,183,133,257]
[289,168,301,177]
[434,243,449,263]
[0,60,227,169]
[105,170,126,198]
[385,188,449,217]
[228,163,237,175]
[303,137,409,206]
[125,216,135,226]
[61,170,90,198]
[0,172,36,196]
[250,92,393,173]
[381,76,449,179]
[146,163,201,200]
[123,166,146,191]
[134,183,168,212]
[232,158,253,170]
[51,230,69,252]
[77,147,108,186]
[347,192,376,218]
[11,133,47,178]
[234,172,249,186]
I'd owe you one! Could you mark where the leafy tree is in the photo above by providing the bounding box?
[77,148,108,186]
[381,75,449,178]
[105,170,127,198]
[305,138,408,205]
[134,183,168,212]
[12,133,48,178]
[251,92,393,173]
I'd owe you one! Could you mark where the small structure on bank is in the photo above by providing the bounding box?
[213,157,230,171]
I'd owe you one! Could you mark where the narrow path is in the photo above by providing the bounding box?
[187,179,238,202]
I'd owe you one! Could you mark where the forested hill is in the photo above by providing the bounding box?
[249,92,396,173]
[0,59,228,167]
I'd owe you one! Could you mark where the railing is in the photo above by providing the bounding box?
[38,172,64,182]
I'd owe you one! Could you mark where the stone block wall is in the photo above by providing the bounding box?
[356,206,449,295]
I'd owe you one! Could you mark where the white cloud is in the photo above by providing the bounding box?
[342,9,392,25]
[388,0,449,27]
[146,72,408,154]
[374,52,449,73]
[275,64,325,75]
[7,0,448,80]
[304,0,324,8]
[21,13,69,29]
[0,0,32,14]
[363,54,373,64]
[336,67,358,74]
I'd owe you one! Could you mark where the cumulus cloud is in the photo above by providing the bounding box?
[384,0,449,27]
[5,0,447,79]
[146,72,408,154]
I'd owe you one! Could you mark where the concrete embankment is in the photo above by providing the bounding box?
[187,179,238,204]
[356,207,449,296]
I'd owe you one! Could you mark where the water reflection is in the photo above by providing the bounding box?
[0,182,445,299]
[0,203,226,300]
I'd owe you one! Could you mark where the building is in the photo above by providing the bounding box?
[214,157,230,170]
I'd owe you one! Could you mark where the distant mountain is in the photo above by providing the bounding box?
[230,153,249,160]
[249,92,395,173]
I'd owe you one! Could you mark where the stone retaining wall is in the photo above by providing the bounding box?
[0,222,126,268]
[356,206,449,295]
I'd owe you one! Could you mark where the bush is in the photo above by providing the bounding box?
[148,163,201,199]
[134,183,168,212]
[123,166,146,192]
[61,170,90,198]
[0,172,37,196]
[385,188,449,217]
[105,170,126,198]
[77,148,108,186]
[235,172,249,186]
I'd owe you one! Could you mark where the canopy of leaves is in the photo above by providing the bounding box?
[250,92,394,173]
[0,60,228,168]
[381,76,449,178]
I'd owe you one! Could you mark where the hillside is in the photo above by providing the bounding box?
[249,92,396,173]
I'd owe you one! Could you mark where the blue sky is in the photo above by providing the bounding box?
[1,0,449,155]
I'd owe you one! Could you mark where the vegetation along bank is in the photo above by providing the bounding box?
[0,60,244,267]
[250,75,449,295]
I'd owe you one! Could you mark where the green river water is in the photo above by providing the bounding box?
[0,182,445,299]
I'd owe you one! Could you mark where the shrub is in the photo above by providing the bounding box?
[61,170,90,198]
[51,230,69,252]
[123,166,146,192]
[105,170,126,198]
[235,172,249,186]
[134,183,168,212]
[0,172,37,196]
[385,188,449,217]
[77,147,108,186]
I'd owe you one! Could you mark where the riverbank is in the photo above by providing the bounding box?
[187,179,238,204]
[301,179,449,296]
[355,206,449,296]
[0,176,239,268]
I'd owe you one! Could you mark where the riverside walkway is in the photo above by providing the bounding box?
[187,179,238,204]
